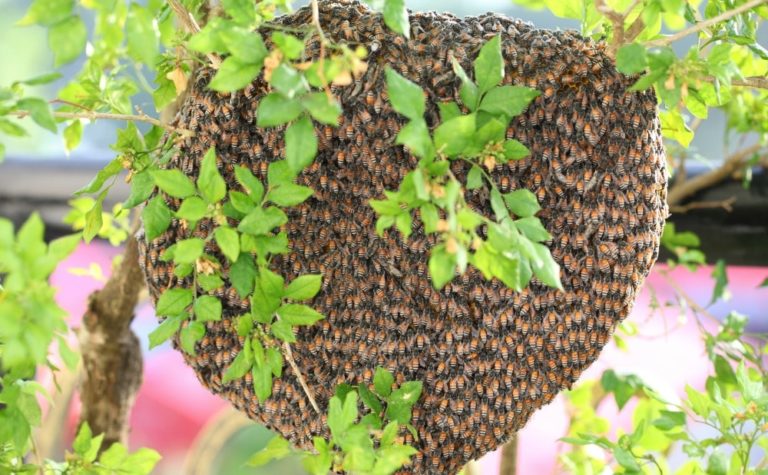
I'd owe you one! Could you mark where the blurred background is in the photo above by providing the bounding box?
[0,0,766,474]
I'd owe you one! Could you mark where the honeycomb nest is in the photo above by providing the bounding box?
[138,1,668,473]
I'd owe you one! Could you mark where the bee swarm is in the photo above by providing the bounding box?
[138,1,668,473]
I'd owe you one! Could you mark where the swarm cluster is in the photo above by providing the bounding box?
[138,1,667,473]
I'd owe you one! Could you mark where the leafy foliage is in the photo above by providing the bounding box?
[249,368,422,475]
[371,36,561,291]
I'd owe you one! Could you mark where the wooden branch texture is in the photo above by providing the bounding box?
[77,232,145,450]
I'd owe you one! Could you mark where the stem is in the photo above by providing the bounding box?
[12,109,194,137]
[646,0,768,47]
[168,0,221,69]
[282,339,321,414]
[310,0,332,97]
[702,75,768,89]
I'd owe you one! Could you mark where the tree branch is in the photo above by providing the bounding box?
[499,436,518,475]
[667,143,764,206]
[669,196,736,214]
[168,0,221,69]
[13,109,194,137]
[77,220,146,451]
[646,0,768,48]
[701,75,768,90]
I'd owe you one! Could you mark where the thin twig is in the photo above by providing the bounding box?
[168,0,221,69]
[646,0,768,47]
[310,0,333,97]
[12,109,193,137]
[667,143,764,205]
[282,340,320,414]
[701,75,768,90]
[669,196,736,214]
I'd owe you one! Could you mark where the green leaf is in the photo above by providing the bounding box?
[479,86,540,119]
[176,196,208,222]
[286,116,318,173]
[194,295,222,322]
[652,410,686,430]
[210,57,262,92]
[451,58,479,110]
[388,381,422,407]
[428,245,456,289]
[266,347,283,377]
[83,195,104,243]
[198,148,227,204]
[252,361,274,402]
[234,166,265,201]
[710,259,728,304]
[302,92,342,125]
[270,64,309,98]
[142,196,172,241]
[17,97,57,133]
[63,120,83,152]
[284,274,323,301]
[126,3,158,66]
[214,226,240,263]
[73,422,94,456]
[148,315,182,349]
[156,288,194,316]
[438,102,462,122]
[613,447,641,472]
[396,119,434,159]
[530,242,562,289]
[504,189,540,217]
[271,319,296,342]
[0,119,28,137]
[503,139,530,160]
[180,321,206,354]
[385,68,425,121]
[660,109,693,148]
[222,0,254,25]
[358,384,383,414]
[173,238,205,264]
[247,436,292,467]
[258,93,304,127]
[616,43,648,74]
[434,114,475,157]
[151,170,197,198]
[383,0,410,38]
[222,342,253,383]
[268,183,314,207]
[198,273,224,292]
[276,303,324,326]
[125,171,155,208]
[18,0,73,27]
[238,206,288,235]
[467,166,483,190]
[48,15,87,67]
[75,158,123,196]
[373,367,394,397]
[219,28,267,64]
[474,35,504,94]
[515,217,551,242]
[231,253,257,298]
[272,32,305,60]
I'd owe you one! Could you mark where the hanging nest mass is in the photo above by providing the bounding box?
[138,1,667,473]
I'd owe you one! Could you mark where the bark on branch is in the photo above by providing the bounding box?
[667,143,764,206]
[77,231,145,450]
[499,436,518,475]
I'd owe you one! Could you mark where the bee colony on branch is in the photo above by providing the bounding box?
[138,1,668,473]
